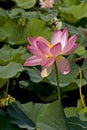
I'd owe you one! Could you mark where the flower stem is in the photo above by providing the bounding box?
[54,62,61,100]
[5,79,9,105]
[9,44,12,61]
[79,67,86,108]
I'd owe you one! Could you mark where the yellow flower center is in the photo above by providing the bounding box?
[43,0,52,8]
[48,43,54,48]
[45,54,52,59]
[44,0,49,2]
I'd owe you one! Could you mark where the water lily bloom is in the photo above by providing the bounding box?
[39,0,55,8]
[24,27,79,77]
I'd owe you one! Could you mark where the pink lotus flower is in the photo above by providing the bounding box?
[39,0,55,8]
[24,28,79,77]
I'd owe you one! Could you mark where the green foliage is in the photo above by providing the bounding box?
[0,62,23,79]
[39,9,58,22]
[0,18,52,44]
[0,8,8,26]
[65,107,87,129]
[62,0,80,7]
[0,79,7,89]
[47,54,79,85]
[12,0,36,9]
[8,102,35,129]
[0,45,27,65]
[0,109,25,130]
[26,18,53,40]
[8,101,69,130]
[2,19,28,45]
[0,0,87,129]
[60,2,87,24]
[25,67,42,83]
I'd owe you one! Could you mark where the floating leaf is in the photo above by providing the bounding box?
[0,62,23,79]
[0,7,8,26]
[8,8,26,18]
[0,45,26,65]
[36,100,69,130]
[74,45,86,56]
[0,27,7,42]
[62,0,80,7]
[39,9,58,22]
[60,2,87,23]
[12,0,36,9]
[2,19,28,45]
[8,102,35,130]
[1,18,52,45]
[8,101,69,130]
[26,18,53,41]
[0,109,24,130]
[25,67,42,83]
[65,107,87,129]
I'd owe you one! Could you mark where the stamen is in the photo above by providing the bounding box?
[45,54,52,59]
[48,44,54,48]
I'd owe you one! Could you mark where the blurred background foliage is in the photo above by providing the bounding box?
[0,0,87,130]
